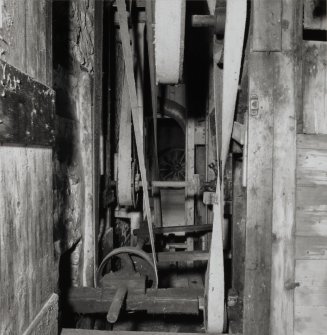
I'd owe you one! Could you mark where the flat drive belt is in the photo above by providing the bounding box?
[117,0,158,282]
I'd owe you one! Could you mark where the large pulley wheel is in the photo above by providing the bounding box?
[96,247,158,289]
[155,0,186,84]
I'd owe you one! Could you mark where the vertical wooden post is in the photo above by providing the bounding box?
[244,53,275,335]
[244,1,301,334]
[91,0,104,285]
[270,1,302,334]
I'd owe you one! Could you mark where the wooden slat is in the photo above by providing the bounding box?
[252,0,282,51]
[295,286,327,307]
[304,0,327,30]
[270,52,297,335]
[294,260,327,334]
[244,52,274,335]
[282,0,303,51]
[295,259,327,301]
[298,134,327,150]
[295,306,327,335]
[157,251,209,263]
[296,185,327,237]
[303,41,327,134]
[0,148,53,334]
[296,236,327,259]
[297,147,327,186]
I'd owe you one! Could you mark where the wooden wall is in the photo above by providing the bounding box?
[295,135,327,335]
[293,3,327,335]
[0,0,57,334]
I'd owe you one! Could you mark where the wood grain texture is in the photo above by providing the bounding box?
[0,148,53,334]
[22,293,58,335]
[296,236,327,259]
[297,148,327,186]
[296,185,327,237]
[270,52,296,335]
[282,0,303,51]
[304,0,327,30]
[2,0,52,86]
[295,134,327,334]
[0,0,56,334]
[244,52,274,335]
[295,260,327,335]
[298,134,327,149]
[295,306,327,335]
[252,0,282,51]
[303,41,327,134]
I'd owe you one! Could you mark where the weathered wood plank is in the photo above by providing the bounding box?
[296,236,327,259]
[297,147,327,186]
[296,185,327,237]
[0,1,56,334]
[252,0,282,51]
[25,0,52,86]
[0,148,53,334]
[295,285,327,307]
[303,41,327,134]
[270,52,297,335]
[66,287,202,315]
[62,330,227,335]
[295,306,327,335]
[244,52,274,335]
[282,0,303,51]
[298,134,327,149]
[294,261,327,334]
[304,0,327,30]
[22,293,58,335]
[0,60,55,147]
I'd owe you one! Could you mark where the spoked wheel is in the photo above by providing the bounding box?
[96,247,158,289]
[159,147,185,181]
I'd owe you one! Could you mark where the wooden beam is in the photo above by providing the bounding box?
[65,287,203,315]
[252,0,282,51]
[244,52,275,335]
[134,224,212,236]
[270,52,296,335]
[157,251,209,263]
[62,330,229,335]
[303,41,327,134]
